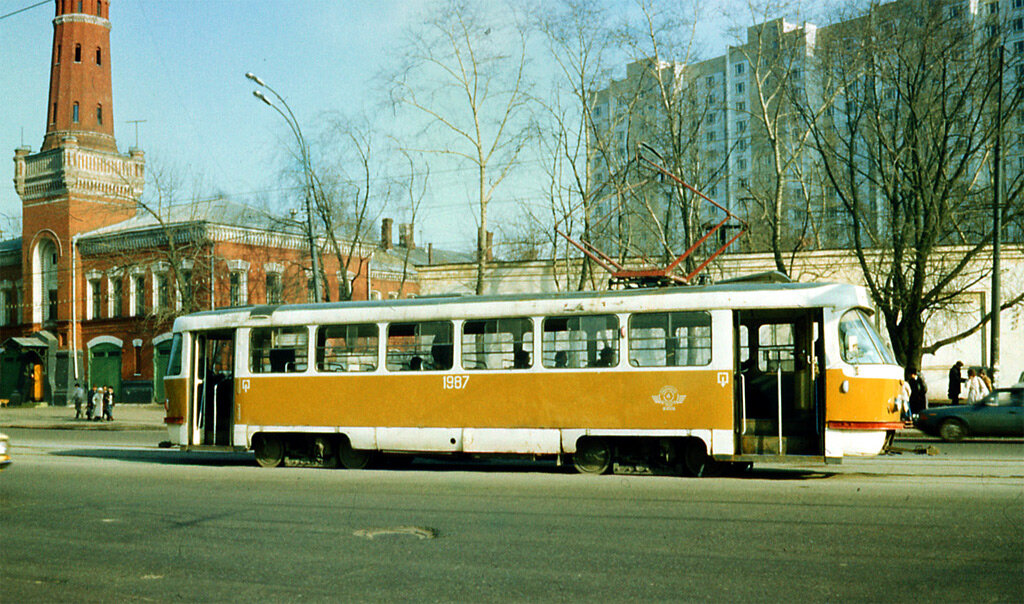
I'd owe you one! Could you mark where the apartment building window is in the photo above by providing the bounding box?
[132,274,146,316]
[229,272,247,306]
[706,131,716,142]
[739,177,749,188]
[735,62,745,76]
[737,120,747,132]
[1015,0,1024,9]
[736,82,745,95]
[737,137,748,151]
[87,279,102,320]
[705,75,715,87]
[266,272,283,304]
[156,274,170,311]
[986,2,998,15]
[1013,18,1023,32]
[737,158,747,171]
[0,287,10,327]
[736,101,746,112]
[1015,41,1024,55]
[949,6,962,18]
[708,112,717,124]
[109,275,122,318]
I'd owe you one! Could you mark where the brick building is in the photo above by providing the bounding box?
[0,0,452,405]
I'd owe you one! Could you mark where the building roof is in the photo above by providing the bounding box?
[81,197,299,239]
[0,237,21,267]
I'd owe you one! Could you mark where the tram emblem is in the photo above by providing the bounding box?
[652,386,685,411]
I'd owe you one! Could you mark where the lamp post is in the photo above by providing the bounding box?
[246,72,322,302]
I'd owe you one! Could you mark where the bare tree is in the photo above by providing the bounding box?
[805,0,1024,367]
[391,0,533,295]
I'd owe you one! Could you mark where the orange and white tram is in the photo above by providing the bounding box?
[162,281,904,475]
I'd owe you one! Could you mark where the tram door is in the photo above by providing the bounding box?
[735,310,824,456]
[190,331,235,447]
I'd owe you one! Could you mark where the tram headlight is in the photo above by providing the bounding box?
[840,380,850,393]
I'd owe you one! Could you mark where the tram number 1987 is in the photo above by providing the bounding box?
[443,375,470,390]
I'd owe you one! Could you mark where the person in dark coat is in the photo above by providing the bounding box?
[948,361,965,405]
[103,385,115,421]
[906,367,927,415]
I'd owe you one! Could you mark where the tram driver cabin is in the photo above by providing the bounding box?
[162,281,904,475]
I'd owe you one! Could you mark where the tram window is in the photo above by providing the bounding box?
[628,311,712,367]
[462,318,533,370]
[316,324,378,372]
[758,324,794,372]
[838,309,893,364]
[250,327,309,373]
[386,321,454,371]
[166,333,183,376]
[542,314,618,369]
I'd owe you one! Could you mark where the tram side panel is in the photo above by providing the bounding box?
[232,369,735,455]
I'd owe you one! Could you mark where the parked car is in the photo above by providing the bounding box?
[0,432,10,470]
[914,385,1024,441]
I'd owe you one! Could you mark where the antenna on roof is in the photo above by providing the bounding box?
[126,119,147,149]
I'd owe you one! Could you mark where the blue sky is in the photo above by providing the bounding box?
[0,0,753,252]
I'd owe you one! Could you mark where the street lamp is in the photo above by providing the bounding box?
[246,72,323,302]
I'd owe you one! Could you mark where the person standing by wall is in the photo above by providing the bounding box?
[948,361,965,405]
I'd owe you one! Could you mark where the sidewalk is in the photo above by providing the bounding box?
[0,403,165,431]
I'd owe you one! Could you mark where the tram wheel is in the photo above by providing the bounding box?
[679,439,722,477]
[337,440,371,470]
[254,435,284,468]
[573,437,612,474]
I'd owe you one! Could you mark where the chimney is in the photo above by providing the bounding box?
[427,242,434,265]
[381,218,393,250]
[399,223,415,249]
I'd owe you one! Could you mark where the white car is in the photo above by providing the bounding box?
[0,432,11,470]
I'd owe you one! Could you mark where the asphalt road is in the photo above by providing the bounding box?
[1,430,1022,602]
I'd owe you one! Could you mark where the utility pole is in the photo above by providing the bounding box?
[990,45,1003,386]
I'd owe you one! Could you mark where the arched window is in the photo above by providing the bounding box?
[72,102,79,123]
[74,44,81,63]
[95,47,101,65]
[32,238,59,323]
[96,1,102,17]
[56,44,61,64]
[51,103,57,124]
[96,104,102,125]
[76,0,83,13]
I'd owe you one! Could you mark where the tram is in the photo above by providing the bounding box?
[161,281,904,475]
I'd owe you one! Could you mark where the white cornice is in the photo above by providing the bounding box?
[54,14,111,30]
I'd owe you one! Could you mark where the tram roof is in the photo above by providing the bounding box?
[173,281,871,331]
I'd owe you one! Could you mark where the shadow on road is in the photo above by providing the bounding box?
[48,448,835,479]
[51,448,255,467]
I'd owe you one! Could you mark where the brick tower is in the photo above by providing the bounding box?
[11,0,144,397]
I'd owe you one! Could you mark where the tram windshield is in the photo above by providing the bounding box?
[838,309,896,365]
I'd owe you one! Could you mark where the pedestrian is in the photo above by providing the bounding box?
[103,385,114,421]
[965,368,989,403]
[899,377,912,422]
[71,381,86,419]
[980,368,994,393]
[92,385,104,421]
[86,386,98,420]
[906,367,927,416]
[948,361,965,405]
